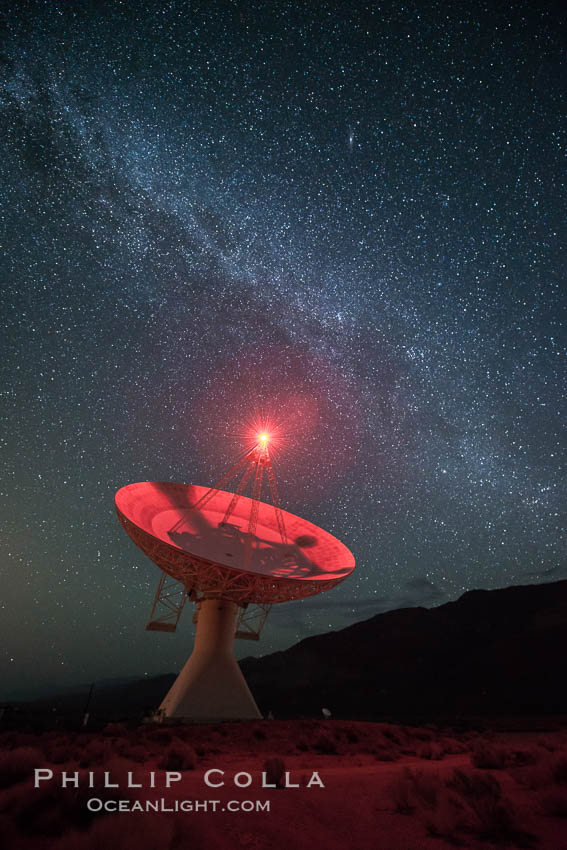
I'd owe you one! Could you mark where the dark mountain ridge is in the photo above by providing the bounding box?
[241,579,567,717]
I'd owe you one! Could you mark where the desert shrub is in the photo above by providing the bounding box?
[442,737,467,755]
[445,768,532,845]
[514,763,553,791]
[411,770,441,809]
[463,731,480,742]
[5,759,133,839]
[69,813,177,850]
[411,727,435,742]
[382,725,404,744]
[447,767,502,801]
[391,767,534,845]
[55,811,177,850]
[540,790,567,818]
[0,813,19,850]
[0,746,43,788]
[263,757,286,788]
[552,754,567,785]
[509,748,539,767]
[342,728,359,743]
[313,733,337,755]
[108,737,127,756]
[117,743,149,763]
[425,788,464,838]
[142,727,174,745]
[417,742,444,761]
[78,737,115,767]
[387,768,416,814]
[374,745,398,762]
[469,797,518,843]
[471,743,508,769]
[46,745,77,764]
[8,782,92,837]
[43,735,82,764]
[540,735,560,752]
[157,738,196,771]
[387,768,441,814]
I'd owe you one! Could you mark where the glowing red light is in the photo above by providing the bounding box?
[241,416,284,457]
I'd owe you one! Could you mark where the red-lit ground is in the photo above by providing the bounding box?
[1,720,567,849]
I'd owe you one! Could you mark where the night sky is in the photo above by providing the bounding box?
[1,0,565,699]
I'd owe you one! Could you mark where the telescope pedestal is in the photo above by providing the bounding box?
[159,598,262,721]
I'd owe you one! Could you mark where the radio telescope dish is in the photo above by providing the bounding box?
[115,441,355,721]
[115,482,354,604]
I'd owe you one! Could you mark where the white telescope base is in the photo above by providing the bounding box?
[159,598,262,721]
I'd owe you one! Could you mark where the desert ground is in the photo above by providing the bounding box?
[1,719,567,849]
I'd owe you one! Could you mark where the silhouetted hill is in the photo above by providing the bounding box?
[9,580,567,724]
[241,579,567,717]
[6,675,176,726]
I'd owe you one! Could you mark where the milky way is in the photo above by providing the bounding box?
[1,0,564,696]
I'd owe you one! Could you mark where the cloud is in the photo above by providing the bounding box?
[518,565,567,581]
[401,575,447,603]
[268,574,449,633]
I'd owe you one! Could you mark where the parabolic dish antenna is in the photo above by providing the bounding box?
[115,438,355,721]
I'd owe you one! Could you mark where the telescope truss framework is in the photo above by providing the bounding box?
[144,559,271,640]
[145,572,191,632]
[168,442,288,548]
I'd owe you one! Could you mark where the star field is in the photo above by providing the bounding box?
[1,0,565,697]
